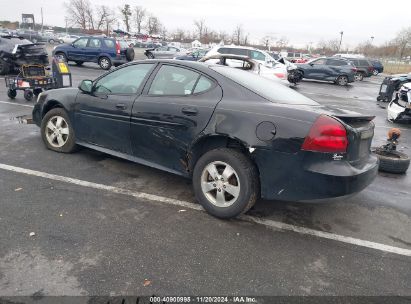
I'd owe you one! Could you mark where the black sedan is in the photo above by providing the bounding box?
[297,57,357,85]
[33,60,378,219]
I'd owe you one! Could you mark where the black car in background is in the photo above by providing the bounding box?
[346,58,375,80]
[32,60,378,219]
[0,35,48,74]
[297,57,356,85]
[371,59,384,75]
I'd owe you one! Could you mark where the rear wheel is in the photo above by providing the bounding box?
[372,149,410,174]
[373,69,379,76]
[98,56,112,70]
[354,72,364,81]
[336,75,348,86]
[41,108,77,153]
[24,90,33,101]
[193,148,259,219]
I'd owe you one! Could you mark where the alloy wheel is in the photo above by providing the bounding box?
[45,116,70,148]
[100,58,110,69]
[201,161,241,207]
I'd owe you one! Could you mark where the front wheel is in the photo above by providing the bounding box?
[336,75,348,86]
[193,148,259,219]
[99,56,112,70]
[55,52,67,62]
[40,108,77,153]
[24,90,33,101]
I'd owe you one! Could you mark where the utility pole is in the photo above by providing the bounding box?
[370,36,374,44]
[41,7,44,32]
[338,31,344,52]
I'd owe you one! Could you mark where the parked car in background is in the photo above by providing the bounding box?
[174,49,209,61]
[296,57,356,85]
[15,30,45,43]
[58,34,80,44]
[144,46,185,59]
[53,36,135,70]
[32,60,378,219]
[371,59,384,75]
[41,31,60,44]
[345,58,374,80]
[0,35,48,74]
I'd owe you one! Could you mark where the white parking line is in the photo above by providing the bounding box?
[0,162,410,257]
[0,100,34,108]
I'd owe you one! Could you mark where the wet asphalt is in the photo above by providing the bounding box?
[0,49,410,297]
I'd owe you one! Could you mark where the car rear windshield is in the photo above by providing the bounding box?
[211,66,318,105]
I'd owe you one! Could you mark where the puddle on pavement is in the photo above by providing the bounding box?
[10,115,34,124]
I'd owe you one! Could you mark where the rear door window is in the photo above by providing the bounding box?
[88,38,101,48]
[148,65,201,96]
[193,76,213,94]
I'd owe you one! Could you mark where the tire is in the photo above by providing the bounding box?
[0,58,10,75]
[75,61,84,66]
[49,39,55,44]
[373,69,379,76]
[355,72,364,81]
[147,52,155,59]
[376,96,382,101]
[373,149,410,174]
[24,90,33,101]
[40,108,77,153]
[55,52,67,62]
[126,48,135,61]
[192,148,259,219]
[33,88,43,96]
[336,75,348,86]
[98,56,112,70]
[7,89,16,99]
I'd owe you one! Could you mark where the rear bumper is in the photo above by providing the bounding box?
[255,150,378,201]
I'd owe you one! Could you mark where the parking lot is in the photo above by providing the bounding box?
[0,51,410,296]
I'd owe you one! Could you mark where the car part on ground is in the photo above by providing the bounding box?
[372,128,410,174]
[52,36,134,70]
[0,35,49,75]
[32,60,378,219]
[296,57,356,85]
[377,73,411,103]
[387,82,411,123]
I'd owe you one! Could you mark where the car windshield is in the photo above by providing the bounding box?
[211,66,318,105]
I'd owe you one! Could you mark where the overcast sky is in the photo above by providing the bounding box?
[1,0,410,48]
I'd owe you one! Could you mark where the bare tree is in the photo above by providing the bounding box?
[276,36,289,48]
[133,6,146,34]
[194,19,205,41]
[64,0,91,30]
[171,28,185,41]
[120,4,132,32]
[393,27,411,59]
[95,5,109,31]
[85,4,95,30]
[218,30,227,43]
[146,14,161,35]
[233,24,243,45]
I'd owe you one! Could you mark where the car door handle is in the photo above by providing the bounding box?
[181,107,198,116]
[116,103,127,110]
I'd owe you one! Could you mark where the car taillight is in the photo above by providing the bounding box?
[115,41,121,55]
[274,73,286,80]
[301,115,348,153]
[351,68,357,72]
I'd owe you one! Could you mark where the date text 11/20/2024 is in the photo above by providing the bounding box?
[148,296,257,303]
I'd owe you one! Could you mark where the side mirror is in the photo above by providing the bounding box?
[79,80,93,94]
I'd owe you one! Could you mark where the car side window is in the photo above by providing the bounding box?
[168,47,178,52]
[73,38,88,48]
[312,58,327,65]
[327,59,345,66]
[193,76,213,94]
[148,65,200,96]
[104,39,115,48]
[88,38,101,48]
[94,64,154,95]
[250,50,266,61]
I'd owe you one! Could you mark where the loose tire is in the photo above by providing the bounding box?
[336,75,348,86]
[99,56,112,70]
[24,90,33,101]
[7,89,17,99]
[55,52,67,62]
[41,108,77,153]
[372,149,410,174]
[193,148,259,219]
[126,48,135,61]
[75,61,84,66]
